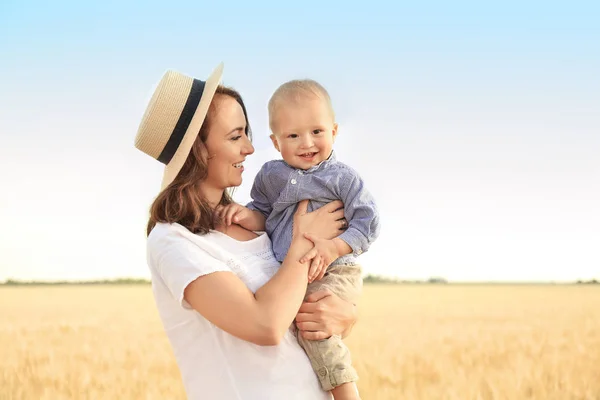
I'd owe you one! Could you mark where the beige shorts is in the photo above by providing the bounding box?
[296,263,363,391]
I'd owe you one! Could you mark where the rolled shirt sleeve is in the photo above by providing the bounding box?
[337,173,381,256]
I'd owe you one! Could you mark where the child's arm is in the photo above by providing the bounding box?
[244,164,273,229]
[216,164,274,232]
[335,170,381,257]
[301,169,381,282]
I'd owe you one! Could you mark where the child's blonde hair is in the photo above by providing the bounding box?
[268,79,335,132]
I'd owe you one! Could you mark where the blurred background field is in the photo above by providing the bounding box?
[1,284,599,400]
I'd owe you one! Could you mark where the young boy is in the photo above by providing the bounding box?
[218,79,380,400]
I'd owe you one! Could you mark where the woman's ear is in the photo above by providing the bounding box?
[199,142,215,161]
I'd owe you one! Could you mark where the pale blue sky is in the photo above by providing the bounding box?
[1,1,598,282]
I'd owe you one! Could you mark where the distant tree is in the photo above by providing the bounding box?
[427,277,448,284]
[576,279,599,285]
[363,274,399,284]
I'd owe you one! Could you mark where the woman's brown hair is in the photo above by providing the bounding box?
[146,86,252,236]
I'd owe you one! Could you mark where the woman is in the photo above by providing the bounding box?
[134,63,358,399]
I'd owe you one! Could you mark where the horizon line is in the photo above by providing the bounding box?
[1,277,598,286]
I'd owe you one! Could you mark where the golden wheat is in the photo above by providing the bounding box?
[1,284,599,400]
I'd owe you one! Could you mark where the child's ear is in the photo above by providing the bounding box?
[332,123,339,141]
[270,134,281,152]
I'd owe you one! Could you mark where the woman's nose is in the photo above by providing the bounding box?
[242,138,254,155]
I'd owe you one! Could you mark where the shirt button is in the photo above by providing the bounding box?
[291,179,297,185]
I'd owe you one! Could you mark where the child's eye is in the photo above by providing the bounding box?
[288,134,298,139]
[312,129,323,135]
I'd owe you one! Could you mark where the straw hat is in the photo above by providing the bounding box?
[134,62,224,190]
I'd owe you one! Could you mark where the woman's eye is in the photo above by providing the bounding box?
[231,135,242,141]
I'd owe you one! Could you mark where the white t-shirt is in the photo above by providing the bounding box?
[146,222,332,400]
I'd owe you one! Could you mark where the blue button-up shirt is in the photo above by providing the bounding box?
[246,151,381,266]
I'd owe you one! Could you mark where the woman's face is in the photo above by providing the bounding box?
[203,95,254,190]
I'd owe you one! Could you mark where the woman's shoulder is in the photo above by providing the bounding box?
[147,222,191,244]
[147,223,218,257]
[147,222,255,266]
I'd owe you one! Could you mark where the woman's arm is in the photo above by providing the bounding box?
[183,235,311,345]
[182,200,346,346]
[294,289,358,340]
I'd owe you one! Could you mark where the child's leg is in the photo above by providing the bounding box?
[331,382,361,400]
[297,331,357,396]
[296,264,363,399]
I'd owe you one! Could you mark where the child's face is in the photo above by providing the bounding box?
[270,96,338,170]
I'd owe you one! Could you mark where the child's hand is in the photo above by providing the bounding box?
[216,203,267,231]
[300,233,342,283]
[307,257,327,284]
[216,203,253,226]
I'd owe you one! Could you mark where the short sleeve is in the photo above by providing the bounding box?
[148,225,232,309]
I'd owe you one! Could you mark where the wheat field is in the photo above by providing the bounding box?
[1,284,599,400]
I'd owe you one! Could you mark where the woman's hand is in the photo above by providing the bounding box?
[294,289,358,340]
[293,199,346,242]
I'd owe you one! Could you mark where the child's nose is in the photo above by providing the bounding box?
[300,135,314,148]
